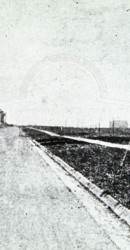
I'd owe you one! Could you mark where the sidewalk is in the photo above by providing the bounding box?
[0,127,129,250]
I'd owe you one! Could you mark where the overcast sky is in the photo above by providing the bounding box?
[0,0,130,126]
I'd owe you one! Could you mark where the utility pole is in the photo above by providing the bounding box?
[99,122,101,137]
[112,120,115,136]
[77,117,79,136]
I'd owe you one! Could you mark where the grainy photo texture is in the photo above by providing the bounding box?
[0,1,130,249]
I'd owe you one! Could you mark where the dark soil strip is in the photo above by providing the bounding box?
[46,143,130,209]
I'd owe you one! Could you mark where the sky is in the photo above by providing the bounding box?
[0,0,130,127]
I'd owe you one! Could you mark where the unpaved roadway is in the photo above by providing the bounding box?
[0,127,130,250]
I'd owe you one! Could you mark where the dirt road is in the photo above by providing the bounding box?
[0,127,129,250]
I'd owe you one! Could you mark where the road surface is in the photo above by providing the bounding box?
[0,127,130,250]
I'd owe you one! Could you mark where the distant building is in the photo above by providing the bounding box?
[109,120,128,129]
[0,109,6,126]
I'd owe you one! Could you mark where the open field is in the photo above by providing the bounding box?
[46,143,130,209]
[23,126,130,209]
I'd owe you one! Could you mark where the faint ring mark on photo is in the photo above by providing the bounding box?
[20,55,108,101]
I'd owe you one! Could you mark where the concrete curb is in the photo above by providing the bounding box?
[32,139,130,227]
